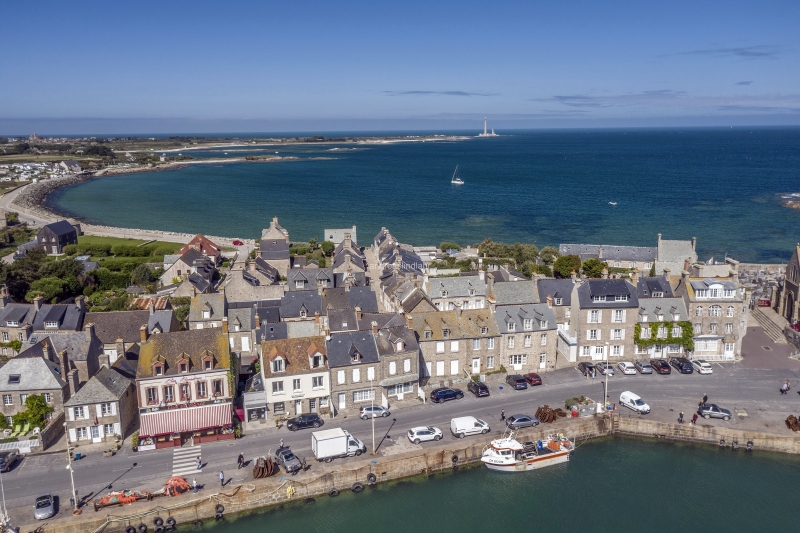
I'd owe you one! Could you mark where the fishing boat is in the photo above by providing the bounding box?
[608,201,617,206]
[451,165,464,185]
[481,432,573,472]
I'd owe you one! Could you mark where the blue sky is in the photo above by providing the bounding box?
[2,0,799,133]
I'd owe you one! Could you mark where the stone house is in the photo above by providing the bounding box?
[570,279,640,362]
[324,225,357,246]
[321,287,379,315]
[135,328,233,449]
[85,306,178,364]
[487,278,539,309]
[180,234,222,266]
[64,359,137,444]
[425,275,487,311]
[160,248,216,288]
[559,243,657,272]
[372,321,420,403]
[280,291,323,322]
[288,268,335,292]
[18,325,104,387]
[0,288,36,356]
[31,296,87,334]
[655,234,698,275]
[537,279,574,330]
[672,260,746,361]
[188,293,227,330]
[223,263,284,305]
[261,336,329,418]
[633,298,689,360]
[327,330,381,412]
[227,304,260,376]
[36,220,78,255]
[409,309,501,382]
[778,245,800,324]
[494,304,558,373]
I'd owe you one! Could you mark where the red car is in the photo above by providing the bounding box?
[523,373,542,386]
[232,240,244,246]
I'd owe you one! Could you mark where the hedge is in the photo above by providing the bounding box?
[93,268,132,290]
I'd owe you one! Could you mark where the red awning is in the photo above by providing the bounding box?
[140,404,232,437]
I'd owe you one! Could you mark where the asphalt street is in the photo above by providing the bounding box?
[7,363,800,524]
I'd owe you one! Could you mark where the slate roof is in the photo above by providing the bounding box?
[334,272,368,288]
[328,309,359,333]
[398,288,436,314]
[256,322,289,343]
[373,325,419,357]
[136,329,230,378]
[228,306,255,332]
[279,291,323,319]
[576,280,639,309]
[224,268,285,303]
[689,278,739,291]
[261,217,289,240]
[489,280,539,306]
[486,267,528,283]
[32,303,84,331]
[559,244,657,263]
[163,254,182,267]
[636,298,688,322]
[259,239,290,260]
[636,276,675,298]
[287,321,324,338]
[358,313,408,331]
[326,331,380,368]
[42,220,76,237]
[657,238,697,265]
[64,364,133,407]
[253,258,280,283]
[0,303,36,328]
[287,268,334,291]
[188,293,226,322]
[261,336,327,377]
[426,277,487,299]
[85,310,150,344]
[332,249,365,271]
[537,279,575,306]
[373,227,391,248]
[494,304,557,334]
[321,287,379,313]
[410,310,499,341]
[0,356,66,392]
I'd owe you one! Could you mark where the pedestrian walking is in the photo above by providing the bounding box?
[500,410,505,421]
[279,438,284,449]
[691,413,698,425]
[196,456,201,470]
[220,471,225,487]
[237,453,244,469]
[702,393,708,405]
[192,478,198,493]
[678,411,684,424]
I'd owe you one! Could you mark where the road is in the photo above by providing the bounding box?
[6,363,800,524]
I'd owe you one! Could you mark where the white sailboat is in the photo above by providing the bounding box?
[451,165,464,185]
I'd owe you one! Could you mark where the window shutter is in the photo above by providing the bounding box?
[98,425,105,437]
[404,359,411,372]
[68,408,75,422]
[111,402,117,416]
[622,310,626,322]
[68,428,77,442]
[96,404,103,418]
[597,310,602,322]
[114,423,121,436]
[241,337,250,352]
[587,311,592,322]
[621,329,625,339]
[586,330,591,340]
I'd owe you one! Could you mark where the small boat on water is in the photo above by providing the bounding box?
[451,165,464,185]
[481,432,573,472]
[608,201,617,206]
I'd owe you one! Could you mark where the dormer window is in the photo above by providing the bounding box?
[615,295,628,302]
[311,355,323,368]
[507,322,516,332]
[425,330,432,339]
[673,314,680,321]
[8,375,20,384]
[272,358,285,372]
[203,358,213,370]
[179,361,188,373]
[442,329,450,338]
[469,289,475,296]
[351,352,360,363]
[6,321,18,327]
[652,292,664,298]
[44,321,58,329]
[554,298,562,305]
[480,327,488,335]
[154,364,163,376]
[523,319,533,330]
[202,310,210,319]
[592,296,606,302]
[657,314,664,322]
[395,340,404,352]
[441,291,448,298]
[295,280,305,289]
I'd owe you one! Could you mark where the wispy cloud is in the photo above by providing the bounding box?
[531,90,687,108]
[736,81,753,85]
[665,45,782,60]
[383,90,497,97]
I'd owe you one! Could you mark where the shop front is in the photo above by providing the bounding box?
[139,403,234,449]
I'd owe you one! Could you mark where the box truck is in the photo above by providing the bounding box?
[311,428,366,462]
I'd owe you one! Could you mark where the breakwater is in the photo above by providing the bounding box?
[24,413,800,533]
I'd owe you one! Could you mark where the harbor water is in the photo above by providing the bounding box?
[199,437,799,532]
[48,128,800,262]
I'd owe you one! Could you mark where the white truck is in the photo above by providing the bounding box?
[311,428,367,462]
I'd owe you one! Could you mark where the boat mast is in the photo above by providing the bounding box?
[484,118,487,135]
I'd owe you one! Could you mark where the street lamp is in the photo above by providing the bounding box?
[604,342,610,408]
[63,422,77,511]
[369,375,376,455]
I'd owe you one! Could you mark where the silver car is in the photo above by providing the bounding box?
[596,362,615,376]
[634,360,653,374]
[360,405,390,420]
[699,404,731,421]
[34,493,55,520]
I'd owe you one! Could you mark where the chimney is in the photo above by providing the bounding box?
[314,311,320,324]
[42,341,50,362]
[344,232,351,250]
[630,268,639,284]
[222,316,229,334]
[256,249,263,259]
[115,337,125,362]
[68,369,80,400]
[371,321,378,335]
[149,301,155,315]
[546,294,553,308]
[75,295,86,311]
[487,275,494,297]
[355,306,362,320]
[345,274,352,292]
[139,324,148,343]
[570,270,577,282]
[691,237,697,252]
[478,268,485,281]
[658,233,662,243]
[683,258,690,272]
[59,348,70,386]
[662,267,671,279]
[406,315,413,329]
[33,296,43,312]
[84,322,95,341]
[601,267,608,279]
[0,286,7,308]
[255,310,261,329]
[598,247,604,260]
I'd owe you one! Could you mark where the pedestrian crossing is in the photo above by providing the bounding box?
[172,445,202,477]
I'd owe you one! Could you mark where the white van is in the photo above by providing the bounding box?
[619,391,650,414]
[450,416,490,438]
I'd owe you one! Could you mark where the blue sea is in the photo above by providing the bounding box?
[48,128,800,263]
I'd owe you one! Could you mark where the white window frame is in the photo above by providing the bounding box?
[486,356,495,369]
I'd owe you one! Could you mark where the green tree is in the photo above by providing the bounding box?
[539,246,560,265]
[25,277,66,302]
[308,238,318,249]
[4,212,19,224]
[130,263,154,286]
[649,263,656,277]
[12,394,53,429]
[440,242,461,252]
[553,254,581,278]
[582,258,606,278]
[321,241,334,256]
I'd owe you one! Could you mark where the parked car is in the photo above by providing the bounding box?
[232,239,244,246]
[0,451,18,473]
[407,426,443,444]
[523,372,542,386]
[287,413,324,431]
[450,416,489,438]
[669,357,694,374]
[699,404,732,421]
[617,362,636,375]
[34,494,55,520]
[431,387,464,403]
[692,359,713,374]
[275,447,302,473]
[505,414,539,430]
[650,359,671,375]
[359,405,390,419]
[619,391,651,414]
[505,374,528,390]
[634,360,653,374]
[467,380,490,397]
[596,362,615,376]
[578,362,596,377]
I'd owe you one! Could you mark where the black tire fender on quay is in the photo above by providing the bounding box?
[138,524,148,533]
[125,527,137,533]
[451,454,459,463]
[351,482,364,493]
[215,512,223,521]
[366,473,377,484]
[328,487,340,497]
[154,517,164,527]
[154,526,164,533]
[166,517,176,528]
[215,504,225,514]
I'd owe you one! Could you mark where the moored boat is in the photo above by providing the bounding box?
[481,432,573,472]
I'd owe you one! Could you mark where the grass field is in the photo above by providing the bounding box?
[0,154,98,163]
[77,235,184,252]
